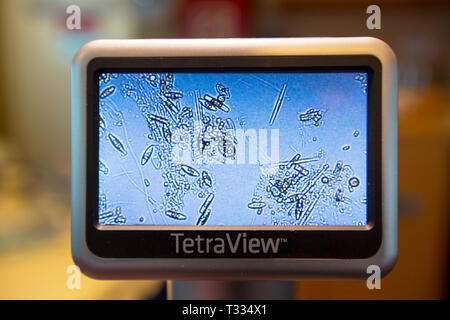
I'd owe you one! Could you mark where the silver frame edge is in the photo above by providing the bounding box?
[71,37,398,280]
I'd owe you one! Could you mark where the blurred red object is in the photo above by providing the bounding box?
[181,0,250,38]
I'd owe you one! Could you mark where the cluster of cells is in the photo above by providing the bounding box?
[354,73,368,95]
[98,72,366,226]
[249,153,363,226]
[98,72,241,225]
[98,194,127,224]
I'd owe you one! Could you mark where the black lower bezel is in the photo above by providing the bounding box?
[85,55,382,259]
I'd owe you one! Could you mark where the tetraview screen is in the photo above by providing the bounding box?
[97,71,368,226]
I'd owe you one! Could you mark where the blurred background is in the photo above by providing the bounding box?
[0,0,448,299]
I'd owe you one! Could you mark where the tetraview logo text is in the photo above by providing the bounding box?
[171,233,285,254]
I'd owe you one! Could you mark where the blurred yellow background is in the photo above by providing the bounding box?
[0,0,448,300]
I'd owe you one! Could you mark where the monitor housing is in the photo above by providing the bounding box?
[71,37,398,280]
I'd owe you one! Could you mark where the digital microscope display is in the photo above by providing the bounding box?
[97,72,368,227]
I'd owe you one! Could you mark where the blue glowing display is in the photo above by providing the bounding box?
[98,71,368,226]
